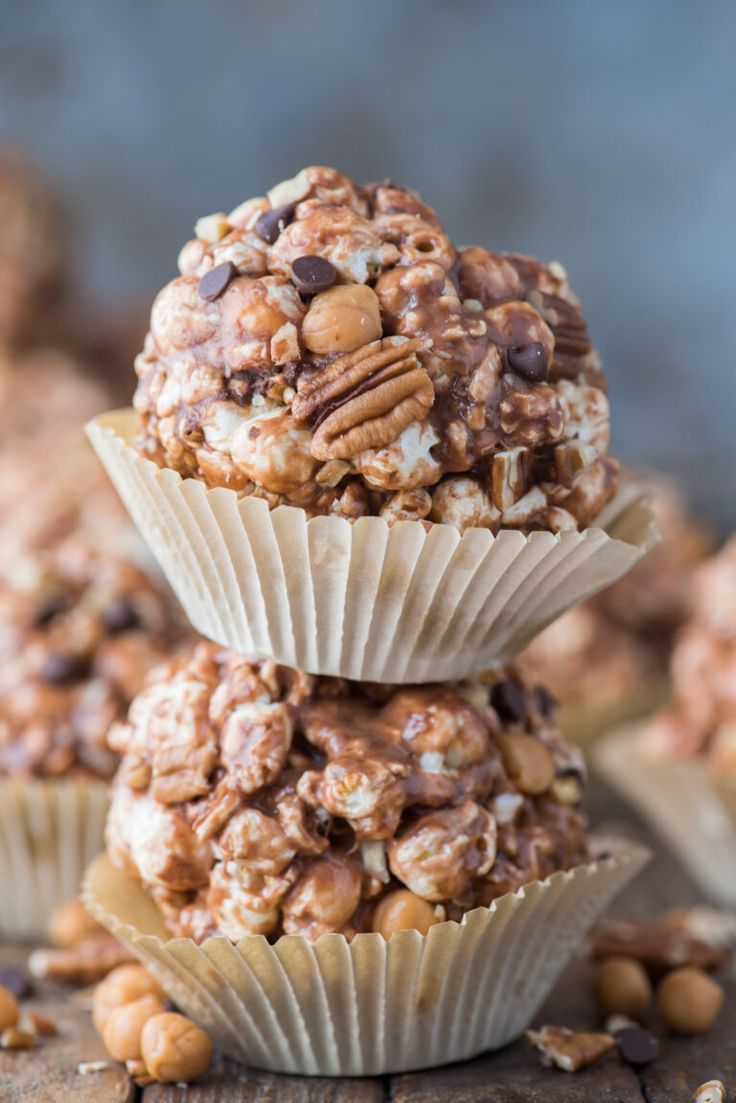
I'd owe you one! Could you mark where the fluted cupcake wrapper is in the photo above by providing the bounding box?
[82,838,648,1077]
[0,778,108,938]
[596,726,736,907]
[86,410,657,683]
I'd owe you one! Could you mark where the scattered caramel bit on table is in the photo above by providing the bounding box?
[693,1080,727,1103]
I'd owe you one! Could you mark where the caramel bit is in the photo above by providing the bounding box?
[134,165,616,533]
[105,642,589,941]
[28,934,134,986]
[526,1024,616,1072]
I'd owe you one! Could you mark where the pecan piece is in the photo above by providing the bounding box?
[526,1024,616,1072]
[292,337,433,460]
[491,447,529,511]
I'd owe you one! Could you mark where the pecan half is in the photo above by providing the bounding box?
[292,337,433,460]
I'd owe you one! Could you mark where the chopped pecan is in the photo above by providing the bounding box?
[491,447,529,511]
[291,337,433,460]
[590,918,729,976]
[28,934,134,986]
[553,441,596,487]
[526,1024,616,1072]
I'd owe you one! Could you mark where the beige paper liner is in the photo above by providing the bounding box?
[86,410,657,683]
[595,726,736,907]
[0,778,108,938]
[82,837,648,1076]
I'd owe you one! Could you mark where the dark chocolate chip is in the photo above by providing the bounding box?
[615,1027,659,1067]
[31,594,68,629]
[491,680,527,725]
[101,597,141,634]
[41,651,88,685]
[254,202,296,245]
[507,341,549,383]
[0,966,32,1000]
[534,685,558,716]
[291,255,337,296]
[198,261,238,302]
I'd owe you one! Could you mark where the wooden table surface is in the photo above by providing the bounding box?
[0,775,733,1103]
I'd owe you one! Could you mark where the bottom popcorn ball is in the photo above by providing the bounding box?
[105,642,591,941]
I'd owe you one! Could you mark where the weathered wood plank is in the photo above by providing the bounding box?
[141,1052,386,1102]
[0,946,133,1103]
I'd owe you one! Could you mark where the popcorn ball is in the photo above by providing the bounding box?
[646,535,736,770]
[133,166,618,534]
[106,641,589,941]
[0,540,186,778]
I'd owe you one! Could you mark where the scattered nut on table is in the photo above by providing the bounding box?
[656,967,724,1034]
[140,1012,212,1084]
[592,955,653,1018]
[0,985,19,1032]
[92,963,166,1035]
[526,1024,616,1072]
[48,899,105,949]
[693,1080,727,1103]
[102,993,167,1062]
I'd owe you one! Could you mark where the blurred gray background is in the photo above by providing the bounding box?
[1,0,734,528]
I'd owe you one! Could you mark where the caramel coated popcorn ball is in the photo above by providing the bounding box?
[105,641,589,941]
[647,535,736,769]
[133,166,618,534]
[140,1012,212,1084]
[0,540,186,779]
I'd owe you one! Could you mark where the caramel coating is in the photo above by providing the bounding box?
[140,1012,212,1084]
[102,993,166,1061]
[592,955,653,1018]
[372,889,440,939]
[0,986,19,1032]
[48,899,102,948]
[302,284,382,354]
[496,733,556,795]
[106,643,589,941]
[92,963,166,1035]
[0,539,187,780]
[656,967,724,1035]
[133,166,617,533]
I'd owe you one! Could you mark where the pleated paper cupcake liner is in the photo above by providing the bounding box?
[82,837,649,1077]
[86,409,657,683]
[0,778,108,938]
[595,726,736,907]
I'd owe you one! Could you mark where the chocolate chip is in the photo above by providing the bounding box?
[507,342,549,383]
[254,202,296,245]
[0,967,32,1000]
[101,597,141,634]
[41,651,88,685]
[491,680,527,725]
[534,685,557,716]
[31,594,68,629]
[291,255,337,296]
[198,261,238,302]
[615,1027,659,1067]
